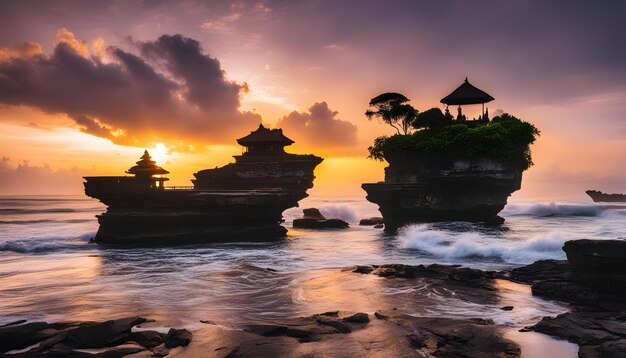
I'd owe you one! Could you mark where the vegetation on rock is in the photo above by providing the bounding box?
[366,93,540,170]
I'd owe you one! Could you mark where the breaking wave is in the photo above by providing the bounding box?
[318,205,358,223]
[0,208,77,215]
[501,202,602,217]
[0,219,93,225]
[0,233,95,254]
[399,225,572,264]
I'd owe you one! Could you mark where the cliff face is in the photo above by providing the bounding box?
[193,153,323,191]
[362,152,522,231]
[82,185,301,244]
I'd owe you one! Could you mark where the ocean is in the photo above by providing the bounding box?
[1,195,625,355]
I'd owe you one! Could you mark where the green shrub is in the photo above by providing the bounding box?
[368,113,540,170]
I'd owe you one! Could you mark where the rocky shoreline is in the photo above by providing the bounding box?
[0,317,191,357]
[1,239,624,357]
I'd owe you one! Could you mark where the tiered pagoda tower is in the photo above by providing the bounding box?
[125,150,170,189]
[193,124,323,192]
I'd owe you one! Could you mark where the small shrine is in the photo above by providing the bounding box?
[126,150,169,188]
[441,78,494,122]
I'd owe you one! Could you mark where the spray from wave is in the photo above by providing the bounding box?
[399,224,572,264]
[0,233,95,254]
[501,202,604,217]
[318,205,358,223]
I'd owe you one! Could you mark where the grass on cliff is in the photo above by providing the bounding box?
[368,113,540,170]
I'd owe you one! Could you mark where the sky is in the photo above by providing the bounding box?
[1,0,625,199]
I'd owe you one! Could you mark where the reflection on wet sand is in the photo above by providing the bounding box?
[1,246,580,356]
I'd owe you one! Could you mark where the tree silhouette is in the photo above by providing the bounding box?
[365,92,417,135]
[413,107,453,131]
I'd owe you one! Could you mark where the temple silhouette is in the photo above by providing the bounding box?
[193,124,322,191]
[83,125,323,244]
[362,78,526,229]
[441,77,494,125]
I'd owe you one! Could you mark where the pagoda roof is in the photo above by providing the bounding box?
[237,124,295,146]
[126,150,170,176]
[441,78,495,105]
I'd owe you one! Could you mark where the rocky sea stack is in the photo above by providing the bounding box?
[362,81,538,230]
[83,125,322,244]
[363,155,522,230]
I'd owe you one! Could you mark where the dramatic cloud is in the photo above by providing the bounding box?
[0,41,42,59]
[0,29,260,149]
[276,102,357,153]
[0,157,84,195]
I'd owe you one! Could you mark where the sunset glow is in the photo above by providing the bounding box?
[149,143,172,166]
[0,1,624,199]
[2,3,626,357]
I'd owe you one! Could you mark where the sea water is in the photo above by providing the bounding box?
[1,195,624,355]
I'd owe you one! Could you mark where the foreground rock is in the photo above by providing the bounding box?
[293,208,349,229]
[506,259,600,306]
[0,317,191,357]
[206,310,519,357]
[244,311,367,343]
[564,239,626,298]
[505,240,626,308]
[376,310,520,357]
[505,239,626,356]
[531,311,626,357]
[355,240,626,357]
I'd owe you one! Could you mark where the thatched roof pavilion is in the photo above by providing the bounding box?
[441,78,494,121]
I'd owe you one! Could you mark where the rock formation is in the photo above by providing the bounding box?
[241,310,520,357]
[84,125,323,244]
[353,239,626,357]
[292,208,349,229]
[505,239,626,357]
[563,239,626,297]
[358,217,384,226]
[0,317,191,357]
[362,154,522,231]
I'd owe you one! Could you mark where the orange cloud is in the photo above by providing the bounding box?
[0,42,43,59]
[276,102,359,155]
[0,31,260,150]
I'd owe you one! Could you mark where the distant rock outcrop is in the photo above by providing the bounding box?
[293,208,349,229]
[359,217,384,226]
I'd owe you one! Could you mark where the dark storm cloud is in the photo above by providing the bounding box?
[0,31,259,148]
[139,35,243,114]
[264,0,626,104]
[276,102,358,152]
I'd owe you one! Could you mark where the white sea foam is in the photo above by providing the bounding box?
[501,202,602,217]
[318,205,358,223]
[601,209,626,218]
[0,233,95,254]
[400,224,572,264]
